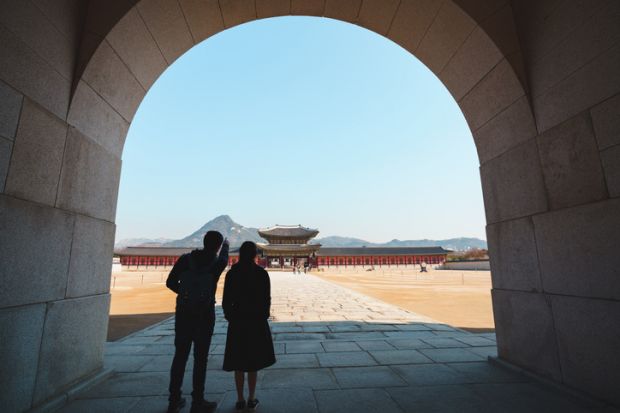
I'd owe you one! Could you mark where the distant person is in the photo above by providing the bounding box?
[165,231,229,413]
[222,241,276,411]
[303,261,309,273]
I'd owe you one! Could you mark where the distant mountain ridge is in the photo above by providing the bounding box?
[116,215,487,251]
[314,236,487,251]
[114,237,174,248]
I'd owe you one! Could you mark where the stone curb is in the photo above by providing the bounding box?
[29,368,114,413]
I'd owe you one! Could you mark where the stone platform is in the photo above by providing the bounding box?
[58,273,614,412]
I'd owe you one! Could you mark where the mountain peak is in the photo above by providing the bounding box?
[164,215,264,248]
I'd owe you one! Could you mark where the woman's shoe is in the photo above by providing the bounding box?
[235,400,246,411]
[247,399,260,411]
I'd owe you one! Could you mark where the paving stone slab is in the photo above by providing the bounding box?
[355,340,396,351]
[127,394,224,413]
[387,385,492,413]
[326,331,387,340]
[467,346,498,358]
[332,366,407,388]
[57,396,140,413]
[260,368,338,390]
[104,355,153,373]
[422,337,471,348]
[455,336,497,347]
[266,353,319,369]
[469,382,609,412]
[369,349,433,365]
[317,351,378,367]
[315,388,404,413]
[285,341,324,354]
[395,323,432,331]
[216,388,318,413]
[274,333,326,341]
[321,341,361,352]
[387,338,434,350]
[391,363,470,386]
[384,331,438,339]
[420,348,486,363]
[445,362,529,384]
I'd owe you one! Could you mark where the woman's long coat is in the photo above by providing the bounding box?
[222,262,276,372]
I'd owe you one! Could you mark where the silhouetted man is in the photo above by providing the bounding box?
[166,231,229,413]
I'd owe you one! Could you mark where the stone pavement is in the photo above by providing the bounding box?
[58,273,615,413]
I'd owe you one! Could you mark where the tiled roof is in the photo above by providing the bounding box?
[258,225,319,238]
[316,247,450,256]
[114,246,240,256]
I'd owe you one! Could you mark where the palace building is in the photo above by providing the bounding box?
[115,224,450,269]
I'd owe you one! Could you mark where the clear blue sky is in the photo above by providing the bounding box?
[116,16,485,243]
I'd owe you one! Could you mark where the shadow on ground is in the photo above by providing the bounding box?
[108,313,174,341]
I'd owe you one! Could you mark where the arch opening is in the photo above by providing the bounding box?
[1,1,619,410]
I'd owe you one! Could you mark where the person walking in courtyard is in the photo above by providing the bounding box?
[222,241,276,411]
[165,231,229,413]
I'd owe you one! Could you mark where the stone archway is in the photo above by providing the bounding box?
[0,1,618,410]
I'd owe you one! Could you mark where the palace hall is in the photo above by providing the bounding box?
[115,225,450,269]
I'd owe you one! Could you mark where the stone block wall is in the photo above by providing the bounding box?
[0,0,618,409]
[0,1,115,411]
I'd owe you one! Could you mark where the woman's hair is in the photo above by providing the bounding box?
[239,241,257,262]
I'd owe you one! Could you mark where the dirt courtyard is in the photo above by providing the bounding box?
[108,267,494,340]
[313,268,494,332]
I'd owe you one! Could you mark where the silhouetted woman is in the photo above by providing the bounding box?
[222,241,276,411]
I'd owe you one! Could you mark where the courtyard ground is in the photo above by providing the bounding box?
[63,272,611,412]
[313,268,494,331]
[107,268,493,340]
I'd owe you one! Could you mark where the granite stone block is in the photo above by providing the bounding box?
[473,96,537,163]
[0,24,70,119]
[551,294,620,406]
[416,1,475,73]
[460,59,525,131]
[5,99,67,206]
[533,198,620,299]
[218,0,256,28]
[537,112,607,210]
[601,145,620,198]
[291,0,325,16]
[137,0,195,63]
[480,139,548,223]
[0,79,22,139]
[491,289,562,380]
[486,216,542,292]
[106,8,168,90]
[591,93,620,150]
[56,127,121,221]
[0,138,11,191]
[387,0,442,53]
[82,40,145,122]
[66,214,115,297]
[0,195,73,307]
[441,25,503,101]
[323,0,362,23]
[256,0,290,18]
[0,304,46,413]
[67,81,129,158]
[356,0,399,35]
[34,294,111,404]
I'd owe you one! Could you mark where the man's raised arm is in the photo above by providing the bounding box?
[213,240,230,279]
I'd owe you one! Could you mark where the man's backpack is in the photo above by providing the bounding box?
[176,254,217,309]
